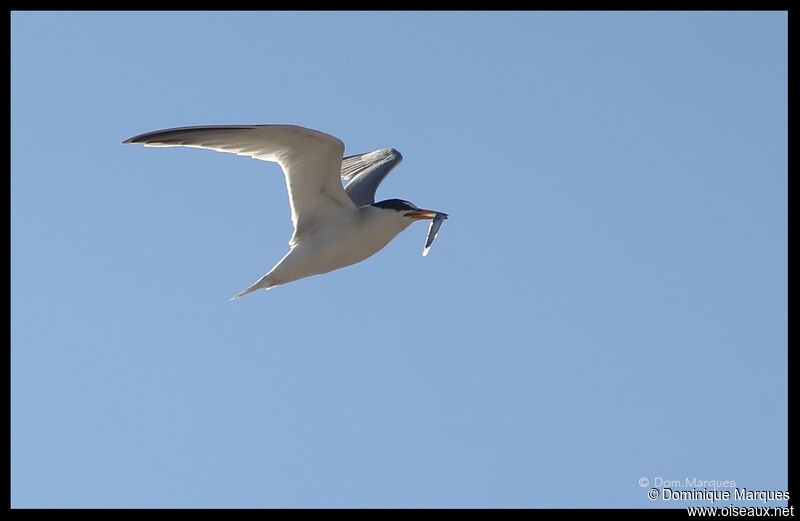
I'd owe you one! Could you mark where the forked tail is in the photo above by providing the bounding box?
[229,274,275,300]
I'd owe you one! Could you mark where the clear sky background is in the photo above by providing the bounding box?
[11,11,787,508]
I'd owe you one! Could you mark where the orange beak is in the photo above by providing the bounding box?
[405,209,441,220]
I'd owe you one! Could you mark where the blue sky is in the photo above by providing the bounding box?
[11,11,787,508]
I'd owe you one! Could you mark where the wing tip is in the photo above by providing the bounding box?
[122,132,156,145]
[374,148,402,162]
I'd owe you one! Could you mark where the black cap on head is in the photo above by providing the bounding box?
[372,199,419,212]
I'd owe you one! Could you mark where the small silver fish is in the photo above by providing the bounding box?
[422,212,448,256]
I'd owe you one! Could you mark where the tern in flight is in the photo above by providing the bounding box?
[123,125,448,299]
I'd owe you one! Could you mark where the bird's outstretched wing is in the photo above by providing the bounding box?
[123,125,356,244]
[340,148,403,206]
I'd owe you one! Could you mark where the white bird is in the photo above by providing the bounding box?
[122,125,447,299]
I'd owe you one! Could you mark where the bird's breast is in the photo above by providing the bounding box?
[304,209,407,272]
[267,207,411,287]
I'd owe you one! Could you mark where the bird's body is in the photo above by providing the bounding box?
[122,125,446,298]
[238,203,416,298]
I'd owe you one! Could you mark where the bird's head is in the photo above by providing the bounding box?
[372,198,445,222]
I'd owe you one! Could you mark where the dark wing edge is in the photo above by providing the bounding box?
[122,125,265,146]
